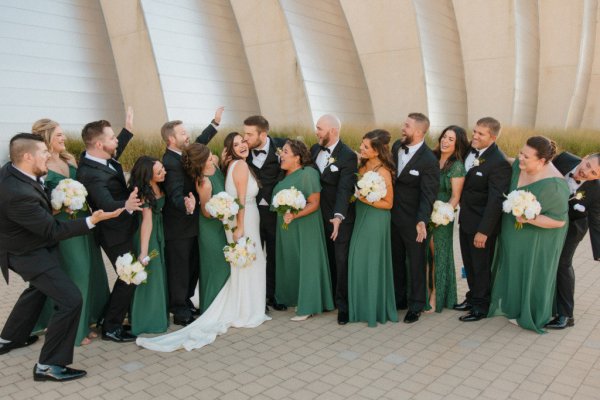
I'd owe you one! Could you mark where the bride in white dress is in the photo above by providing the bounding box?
[136,134,271,352]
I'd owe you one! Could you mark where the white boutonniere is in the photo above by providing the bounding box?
[472,158,485,167]
[327,156,336,166]
[276,147,282,161]
[570,190,585,201]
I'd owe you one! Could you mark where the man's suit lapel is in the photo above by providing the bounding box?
[465,142,498,179]
[321,141,344,177]
[81,153,123,182]
[8,165,52,210]
[398,144,427,179]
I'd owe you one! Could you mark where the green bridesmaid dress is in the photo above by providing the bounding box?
[34,165,110,345]
[198,168,230,313]
[272,167,334,316]
[130,197,169,335]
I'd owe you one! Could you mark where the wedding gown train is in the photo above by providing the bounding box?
[136,161,271,352]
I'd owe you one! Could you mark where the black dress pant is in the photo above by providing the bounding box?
[165,236,199,319]
[2,248,82,366]
[391,222,427,313]
[324,220,352,313]
[459,229,497,314]
[258,205,277,301]
[555,224,585,318]
[101,240,137,332]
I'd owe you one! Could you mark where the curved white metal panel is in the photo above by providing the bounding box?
[0,0,124,162]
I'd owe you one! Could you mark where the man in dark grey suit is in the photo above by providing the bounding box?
[0,134,121,381]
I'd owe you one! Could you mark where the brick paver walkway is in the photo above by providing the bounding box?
[1,231,599,399]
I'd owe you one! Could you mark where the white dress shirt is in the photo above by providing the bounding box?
[464,145,491,172]
[251,137,271,169]
[566,167,583,194]
[397,140,424,176]
[315,140,339,173]
[85,153,116,171]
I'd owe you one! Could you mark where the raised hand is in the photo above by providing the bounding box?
[213,106,225,125]
[184,192,196,215]
[90,208,125,225]
[125,106,134,132]
[125,187,143,212]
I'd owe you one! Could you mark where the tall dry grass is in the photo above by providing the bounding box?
[66,125,599,171]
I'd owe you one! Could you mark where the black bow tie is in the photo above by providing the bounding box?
[569,172,581,185]
[319,146,331,154]
[253,149,267,156]
[470,148,480,158]
[400,144,409,154]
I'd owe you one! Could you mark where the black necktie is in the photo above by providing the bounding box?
[569,172,581,185]
[253,149,266,156]
[320,146,331,153]
[36,177,45,189]
[400,144,409,154]
[470,148,480,158]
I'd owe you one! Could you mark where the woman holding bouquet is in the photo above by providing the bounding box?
[347,129,398,327]
[272,140,334,321]
[488,136,569,333]
[425,126,469,313]
[184,144,230,313]
[128,156,169,335]
[31,119,109,345]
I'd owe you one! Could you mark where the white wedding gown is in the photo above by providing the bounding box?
[136,161,271,352]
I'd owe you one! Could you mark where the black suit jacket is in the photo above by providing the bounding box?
[310,140,357,226]
[0,163,89,283]
[246,136,286,206]
[391,141,439,229]
[76,128,137,248]
[553,152,600,260]
[458,142,511,236]
[162,124,218,241]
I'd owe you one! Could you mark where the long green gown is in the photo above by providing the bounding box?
[33,165,110,345]
[130,197,169,335]
[488,161,569,333]
[198,168,230,313]
[348,167,398,327]
[425,160,465,312]
[272,167,334,316]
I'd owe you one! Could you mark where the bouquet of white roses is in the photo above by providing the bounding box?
[50,178,88,218]
[206,191,242,231]
[223,237,257,268]
[502,189,542,229]
[352,171,387,203]
[272,186,306,229]
[115,250,159,285]
[430,200,455,227]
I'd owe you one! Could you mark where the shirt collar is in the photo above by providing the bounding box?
[85,152,111,166]
[326,140,339,153]
[473,144,491,157]
[405,140,424,154]
[167,147,182,156]
[12,164,39,182]
[256,137,271,154]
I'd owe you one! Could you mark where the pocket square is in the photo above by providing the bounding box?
[409,169,419,176]
[259,198,269,206]
[573,203,586,212]
[329,165,339,172]
[476,171,483,177]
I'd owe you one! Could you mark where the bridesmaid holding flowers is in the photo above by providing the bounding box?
[272,140,334,321]
[347,129,398,327]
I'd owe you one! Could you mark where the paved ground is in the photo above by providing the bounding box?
[1,230,599,400]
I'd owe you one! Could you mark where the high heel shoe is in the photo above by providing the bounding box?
[290,314,312,321]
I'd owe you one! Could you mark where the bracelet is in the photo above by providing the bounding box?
[211,119,219,127]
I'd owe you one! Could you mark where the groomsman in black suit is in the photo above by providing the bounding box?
[546,152,600,329]
[391,113,439,323]
[161,106,224,325]
[455,117,511,322]
[310,114,357,325]
[77,109,144,342]
[0,134,121,381]
[244,115,286,310]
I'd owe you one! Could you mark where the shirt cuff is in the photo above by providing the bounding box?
[85,217,95,229]
[334,213,345,220]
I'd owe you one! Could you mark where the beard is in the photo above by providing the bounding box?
[319,133,331,147]
[400,134,413,145]
[103,144,117,158]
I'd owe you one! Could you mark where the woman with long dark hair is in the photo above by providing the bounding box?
[425,125,469,312]
[127,156,169,335]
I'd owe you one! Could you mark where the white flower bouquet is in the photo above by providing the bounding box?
[352,171,387,203]
[502,189,542,229]
[50,178,88,218]
[430,200,455,227]
[115,249,159,285]
[223,237,257,268]
[206,191,242,231]
[272,186,306,229]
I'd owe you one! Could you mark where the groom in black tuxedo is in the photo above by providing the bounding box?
[77,111,143,342]
[0,134,121,381]
[456,117,511,322]
[244,115,286,310]
[310,114,357,325]
[546,152,600,329]
[391,113,439,323]
[161,107,223,325]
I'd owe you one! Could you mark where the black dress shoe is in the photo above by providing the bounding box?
[33,364,86,382]
[453,300,472,311]
[545,315,574,329]
[190,307,201,317]
[267,297,288,311]
[173,316,196,326]
[102,328,137,343]
[337,311,349,325]
[0,335,39,355]
[459,311,486,322]
[403,311,421,323]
